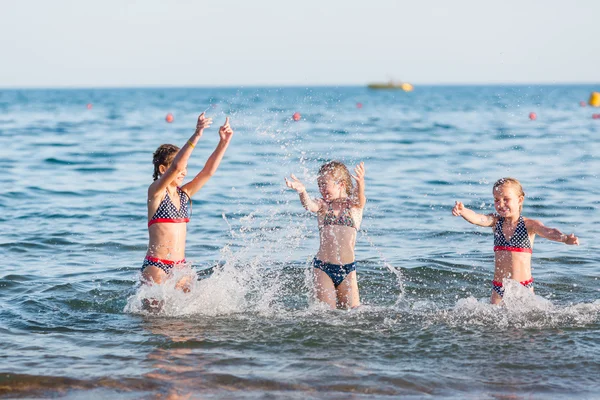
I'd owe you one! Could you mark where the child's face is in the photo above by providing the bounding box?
[318,173,344,200]
[493,184,523,217]
[160,163,187,184]
[175,165,187,184]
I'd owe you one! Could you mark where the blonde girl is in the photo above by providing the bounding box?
[286,161,366,309]
[452,177,579,304]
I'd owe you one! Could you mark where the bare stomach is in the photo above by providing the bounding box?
[493,251,533,282]
[146,224,187,261]
[316,227,357,265]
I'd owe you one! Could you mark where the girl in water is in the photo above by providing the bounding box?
[452,177,579,304]
[285,161,366,309]
[142,112,234,292]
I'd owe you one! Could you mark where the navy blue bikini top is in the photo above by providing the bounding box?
[148,187,190,227]
[494,216,532,253]
[322,202,356,230]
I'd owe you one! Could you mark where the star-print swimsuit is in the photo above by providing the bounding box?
[142,187,190,274]
[148,187,190,227]
[492,215,533,297]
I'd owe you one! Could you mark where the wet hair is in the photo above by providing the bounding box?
[152,144,179,181]
[318,160,353,196]
[493,177,525,212]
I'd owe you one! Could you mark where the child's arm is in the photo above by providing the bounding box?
[149,112,212,199]
[452,201,496,227]
[351,162,366,208]
[285,174,322,213]
[182,117,233,198]
[527,219,580,245]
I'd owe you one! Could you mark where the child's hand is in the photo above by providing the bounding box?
[564,233,579,245]
[351,162,365,184]
[284,174,306,193]
[452,201,464,216]
[196,112,213,134]
[219,117,233,142]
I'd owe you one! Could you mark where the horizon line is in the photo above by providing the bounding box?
[1,82,599,90]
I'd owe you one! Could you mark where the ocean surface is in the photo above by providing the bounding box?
[1,85,599,399]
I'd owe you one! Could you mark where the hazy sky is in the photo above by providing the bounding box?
[1,0,598,87]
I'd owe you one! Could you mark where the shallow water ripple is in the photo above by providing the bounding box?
[0,85,599,398]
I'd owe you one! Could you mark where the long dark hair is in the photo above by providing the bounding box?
[152,144,179,181]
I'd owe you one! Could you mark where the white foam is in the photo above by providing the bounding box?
[445,282,600,329]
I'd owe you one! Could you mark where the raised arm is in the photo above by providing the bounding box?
[350,162,366,208]
[452,201,496,227]
[285,174,322,213]
[149,112,212,199]
[182,117,233,198]
[527,219,580,245]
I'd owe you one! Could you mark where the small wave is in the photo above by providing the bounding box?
[433,122,455,130]
[436,281,600,329]
[74,167,116,173]
[43,157,79,165]
[0,373,159,398]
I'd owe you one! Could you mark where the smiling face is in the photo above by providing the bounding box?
[159,162,187,185]
[493,183,524,218]
[317,161,353,201]
[318,173,345,201]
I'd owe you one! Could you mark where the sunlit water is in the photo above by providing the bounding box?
[1,85,599,398]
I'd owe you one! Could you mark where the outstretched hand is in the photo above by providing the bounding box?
[196,112,213,134]
[284,174,306,193]
[452,201,464,216]
[564,233,579,245]
[219,117,234,142]
[351,162,365,184]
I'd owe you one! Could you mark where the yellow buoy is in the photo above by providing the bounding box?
[401,82,414,92]
[589,91,600,107]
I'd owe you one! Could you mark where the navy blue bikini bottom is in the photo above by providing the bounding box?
[313,258,356,287]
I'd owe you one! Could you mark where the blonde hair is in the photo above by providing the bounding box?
[318,161,353,196]
[493,177,525,212]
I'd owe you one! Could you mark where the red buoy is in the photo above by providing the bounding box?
[292,112,301,121]
[86,103,92,110]
[529,112,537,121]
[592,114,600,119]
[165,113,174,123]
[356,102,363,109]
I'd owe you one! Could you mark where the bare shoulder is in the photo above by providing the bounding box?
[523,217,544,232]
[315,198,327,213]
[350,200,365,213]
[178,184,192,199]
[147,180,162,199]
[349,196,366,209]
[484,213,498,227]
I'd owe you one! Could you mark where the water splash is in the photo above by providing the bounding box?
[437,280,600,329]
[360,229,405,304]
[125,204,314,317]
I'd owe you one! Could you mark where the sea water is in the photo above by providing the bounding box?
[0,85,599,398]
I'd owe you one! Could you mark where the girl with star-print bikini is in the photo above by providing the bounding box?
[142,112,234,295]
[452,177,579,304]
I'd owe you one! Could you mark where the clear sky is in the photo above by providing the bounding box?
[1,0,598,88]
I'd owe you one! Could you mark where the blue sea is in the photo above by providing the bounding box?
[1,85,599,399]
